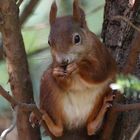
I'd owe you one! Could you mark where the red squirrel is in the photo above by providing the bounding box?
[31,0,116,140]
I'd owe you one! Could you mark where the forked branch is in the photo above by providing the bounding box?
[0,85,49,135]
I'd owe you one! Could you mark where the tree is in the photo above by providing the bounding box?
[101,0,140,139]
[0,0,41,140]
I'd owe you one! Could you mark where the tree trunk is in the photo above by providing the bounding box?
[0,0,41,140]
[102,0,140,139]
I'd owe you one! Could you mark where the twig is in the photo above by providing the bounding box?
[0,86,17,108]
[113,102,140,112]
[130,124,140,140]
[87,4,104,15]
[112,15,140,32]
[16,0,23,7]
[0,106,18,140]
[23,22,49,31]
[20,0,40,25]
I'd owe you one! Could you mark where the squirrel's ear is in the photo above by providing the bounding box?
[49,1,57,25]
[73,0,86,28]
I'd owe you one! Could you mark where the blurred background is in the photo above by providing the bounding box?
[0,0,105,139]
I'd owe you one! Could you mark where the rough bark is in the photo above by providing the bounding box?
[0,0,41,140]
[102,0,140,139]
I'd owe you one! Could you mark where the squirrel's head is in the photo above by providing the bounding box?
[48,0,91,67]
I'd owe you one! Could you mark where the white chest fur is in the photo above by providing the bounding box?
[62,75,110,129]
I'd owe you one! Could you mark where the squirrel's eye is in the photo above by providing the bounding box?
[73,33,81,45]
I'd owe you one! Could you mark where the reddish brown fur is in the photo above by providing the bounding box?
[39,1,116,140]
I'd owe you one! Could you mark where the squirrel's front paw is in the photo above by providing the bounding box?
[53,67,67,78]
[53,63,77,79]
[29,112,41,128]
[102,94,115,112]
[66,63,77,75]
[87,94,115,135]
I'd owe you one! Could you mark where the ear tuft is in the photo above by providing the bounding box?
[73,0,86,28]
[73,0,80,22]
[49,1,57,25]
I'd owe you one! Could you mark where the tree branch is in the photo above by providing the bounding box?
[113,102,140,112]
[130,124,140,140]
[87,4,104,15]
[16,0,23,7]
[0,85,50,135]
[0,86,17,108]
[112,15,140,32]
[1,106,18,140]
[20,0,40,25]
